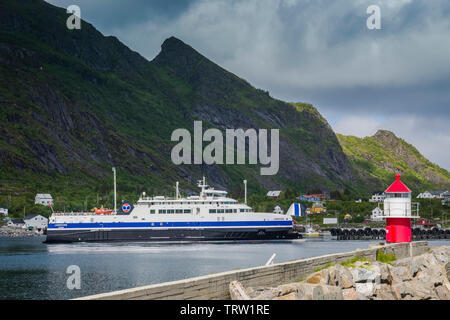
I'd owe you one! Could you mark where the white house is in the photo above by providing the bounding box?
[7,219,25,228]
[273,205,284,215]
[24,214,48,230]
[267,191,281,199]
[417,190,448,199]
[369,192,385,203]
[35,194,53,206]
[371,207,383,221]
[0,206,8,217]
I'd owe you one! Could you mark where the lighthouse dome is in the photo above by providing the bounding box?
[384,173,411,193]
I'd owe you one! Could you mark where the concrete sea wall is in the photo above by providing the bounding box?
[77,241,428,300]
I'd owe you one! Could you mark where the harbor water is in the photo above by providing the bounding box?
[0,236,448,300]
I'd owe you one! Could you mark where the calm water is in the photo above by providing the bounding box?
[0,236,448,300]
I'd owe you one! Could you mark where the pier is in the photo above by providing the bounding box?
[76,241,429,300]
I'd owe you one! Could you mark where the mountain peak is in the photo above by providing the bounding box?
[373,129,396,138]
[153,36,206,72]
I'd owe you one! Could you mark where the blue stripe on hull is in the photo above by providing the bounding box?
[48,220,293,229]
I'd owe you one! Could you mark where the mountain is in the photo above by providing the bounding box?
[337,130,450,193]
[0,0,356,209]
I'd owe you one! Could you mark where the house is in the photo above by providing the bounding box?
[35,194,53,206]
[286,203,306,217]
[298,195,321,202]
[417,191,448,199]
[0,206,8,217]
[267,191,281,199]
[371,207,383,221]
[7,219,25,228]
[273,205,284,215]
[310,202,326,214]
[442,194,450,205]
[369,191,385,203]
[24,214,48,230]
[416,218,435,226]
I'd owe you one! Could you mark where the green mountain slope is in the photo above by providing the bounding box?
[0,0,357,214]
[337,130,450,193]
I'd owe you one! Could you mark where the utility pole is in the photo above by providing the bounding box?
[112,167,117,213]
[243,180,247,205]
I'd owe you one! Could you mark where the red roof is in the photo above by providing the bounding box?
[384,174,411,193]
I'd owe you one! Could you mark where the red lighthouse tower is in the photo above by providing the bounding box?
[382,174,419,243]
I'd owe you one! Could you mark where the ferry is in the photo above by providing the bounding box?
[45,177,301,243]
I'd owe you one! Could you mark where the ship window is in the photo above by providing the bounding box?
[167,209,175,214]
[159,209,166,214]
[209,209,216,213]
[150,210,156,214]
[218,209,224,213]
[225,209,232,213]
[233,209,237,213]
[184,209,191,214]
[175,209,183,214]
[240,209,245,212]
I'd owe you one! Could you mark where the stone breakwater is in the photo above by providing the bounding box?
[0,226,42,237]
[230,246,450,300]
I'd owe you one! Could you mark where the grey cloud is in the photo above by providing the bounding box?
[45,0,450,170]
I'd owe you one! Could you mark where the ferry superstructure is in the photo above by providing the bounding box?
[45,178,300,243]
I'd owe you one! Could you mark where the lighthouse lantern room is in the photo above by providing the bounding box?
[382,173,420,243]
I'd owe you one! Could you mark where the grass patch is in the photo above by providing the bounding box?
[376,250,397,265]
[339,255,370,268]
[314,262,335,272]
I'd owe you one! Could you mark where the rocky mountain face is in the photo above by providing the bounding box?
[337,130,450,192]
[0,0,355,198]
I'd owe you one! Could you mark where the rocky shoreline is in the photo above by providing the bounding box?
[230,246,450,300]
[0,226,44,238]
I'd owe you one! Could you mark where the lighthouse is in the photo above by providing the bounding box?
[382,173,420,243]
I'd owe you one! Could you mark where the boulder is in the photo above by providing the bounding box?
[229,281,250,300]
[335,265,354,288]
[322,285,344,300]
[373,284,396,300]
[388,265,412,283]
[306,269,330,285]
[252,290,276,300]
[434,282,450,300]
[394,258,419,277]
[355,283,375,300]
[342,288,358,300]
[371,262,391,284]
[271,283,300,297]
[274,292,299,300]
[351,267,377,283]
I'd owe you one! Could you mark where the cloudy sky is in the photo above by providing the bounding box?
[48,0,450,170]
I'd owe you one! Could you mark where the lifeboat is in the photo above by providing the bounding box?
[94,207,113,215]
